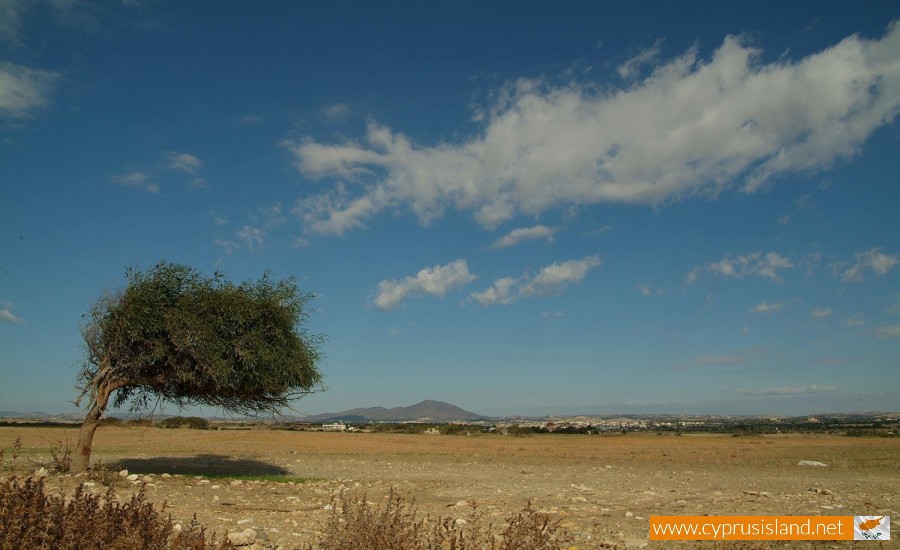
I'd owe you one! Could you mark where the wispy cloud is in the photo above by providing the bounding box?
[0,61,58,118]
[187,178,210,190]
[810,307,832,320]
[236,114,263,126]
[616,39,663,79]
[491,224,557,249]
[286,24,900,234]
[845,314,865,327]
[686,251,794,285]
[237,225,264,252]
[834,248,899,283]
[110,171,159,193]
[740,384,836,396]
[470,256,600,307]
[322,102,351,121]
[0,304,24,324]
[748,301,782,315]
[165,151,203,173]
[874,325,900,339]
[374,259,476,310]
[696,354,744,366]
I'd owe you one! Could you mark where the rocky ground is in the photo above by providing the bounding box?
[3,429,898,548]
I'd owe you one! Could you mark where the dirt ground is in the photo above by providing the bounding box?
[1,427,897,548]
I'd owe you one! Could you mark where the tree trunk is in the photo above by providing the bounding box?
[72,381,115,473]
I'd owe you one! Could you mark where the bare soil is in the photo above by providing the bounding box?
[1,427,897,548]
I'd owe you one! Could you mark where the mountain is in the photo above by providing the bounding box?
[300,400,486,423]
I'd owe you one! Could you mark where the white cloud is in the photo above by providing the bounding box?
[188,178,210,190]
[0,1,24,45]
[636,283,652,296]
[741,384,836,396]
[749,300,782,314]
[696,354,743,365]
[292,182,383,236]
[688,251,794,285]
[888,293,900,315]
[0,307,24,324]
[470,256,601,307]
[237,225,264,252]
[374,259,476,310]
[110,171,160,193]
[286,24,900,234]
[0,61,58,118]
[845,314,865,327]
[491,224,557,249]
[165,151,203,173]
[810,307,832,320]
[835,248,899,283]
[237,114,263,126]
[617,39,663,79]
[874,325,900,339]
[541,310,564,318]
[322,102,351,120]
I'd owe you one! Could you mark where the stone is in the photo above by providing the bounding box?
[126,474,139,481]
[161,473,172,478]
[118,469,129,477]
[227,528,257,546]
[34,467,48,478]
[798,460,828,467]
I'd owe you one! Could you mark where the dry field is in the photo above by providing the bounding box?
[1,426,897,548]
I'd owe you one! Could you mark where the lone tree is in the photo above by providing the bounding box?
[73,261,324,473]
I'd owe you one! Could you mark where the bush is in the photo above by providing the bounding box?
[0,476,230,549]
[158,417,209,430]
[310,488,573,550]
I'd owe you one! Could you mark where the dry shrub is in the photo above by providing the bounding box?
[0,475,230,550]
[311,487,573,550]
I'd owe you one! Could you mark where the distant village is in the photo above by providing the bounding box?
[3,411,896,437]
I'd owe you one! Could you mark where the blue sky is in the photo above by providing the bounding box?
[1,1,899,417]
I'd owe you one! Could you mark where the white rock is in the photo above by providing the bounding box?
[142,476,153,482]
[237,518,253,525]
[227,528,257,546]
[625,511,634,517]
[161,473,171,478]
[34,467,48,478]
[118,469,129,477]
[126,474,139,481]
[798,460,828,467]
[456,500,471,507]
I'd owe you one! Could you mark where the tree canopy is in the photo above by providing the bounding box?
[73,262,324,471]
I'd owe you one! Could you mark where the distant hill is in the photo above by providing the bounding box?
[300,400,486,423]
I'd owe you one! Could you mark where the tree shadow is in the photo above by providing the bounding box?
[112,454,291,477]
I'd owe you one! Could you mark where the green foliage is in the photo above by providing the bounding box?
[79,261,324,415]
[158,417,209,430]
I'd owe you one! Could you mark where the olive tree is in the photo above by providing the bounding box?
[73,262,324,472]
